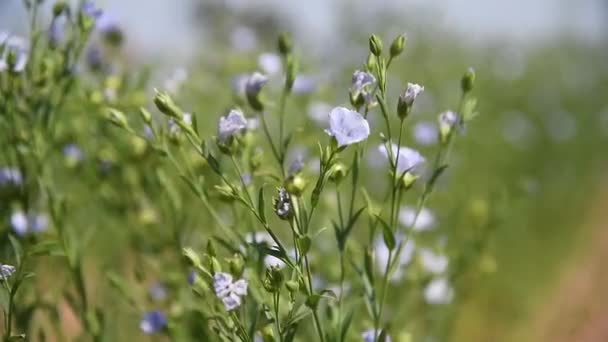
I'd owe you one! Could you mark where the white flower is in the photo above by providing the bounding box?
[10,211,48,236]
[0,35,28,73]
[0,264,16,280]
[213,272,248,311]
[412,121,438,146]
[400,83,424,107]
[218,109,248,142]
[258,53,282,75]
[419,249,449,274]
[439,110,462,130]
[245,72,268,99]
[325,107,370,147]
[398,206,436,231]
[378,143,425,175]
[374,234,415,282]
[424,277,454,305]
[362,329,391,342]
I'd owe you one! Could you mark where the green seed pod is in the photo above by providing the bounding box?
[285,280,299,293]
[228,254,245,277]
[263,266,284,293]
[461,67,476,93]
[278,32,293,56]
[52,1,69,17]
[369,34,383,57]
[389,34,406,58]
[284,174,307,196]
[153,91,182,118]
[139,107,152,124]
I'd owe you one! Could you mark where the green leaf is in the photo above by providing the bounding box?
[340,310,354,342]
[297,235,311,256]
[283,303,311,327]
[428,164,449,190]
[376,215,395,250]
[207,152,221,173]
[258,186,266,223]
[305,293,321,310]
[8,235,23,267]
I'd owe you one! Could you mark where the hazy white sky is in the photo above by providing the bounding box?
[1,0,605,61]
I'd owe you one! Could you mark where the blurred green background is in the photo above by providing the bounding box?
[2,0,607,341]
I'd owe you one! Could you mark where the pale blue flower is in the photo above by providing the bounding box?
[0,35,28,73]
[258,53,282,75]
[292,75,317,95]
[325,107,370,147]
[63,144,85,163]
[398,206,436,231]
[351,70,376,93]
[350,70,376,105]
[362,329,391,342]
[374,234,415,282]
[149,283,168,301]
[0,264,16,280]
[419,249,449,274]
[0,167,22,188]
[400,82,424,107]
[187,271,197,285]
[245,72,268,100]
[218,109,248,142]
[213,272,248,311]
[424,277,454,305]
[139,310,167,335]
[82,1,103,20]
[10,211,48,236]
[412,121,438,146]
[378,143,425,175]
[438,110,462,131]
[86,45,105,71]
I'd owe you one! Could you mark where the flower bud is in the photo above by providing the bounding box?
[215,184,238,202]
[106,108,130,130]
[369,34,383,57]
[139,107,152,124]
[206,240,216,257]
[365,52,377,72]
[397,83,424,119]
[210,256,222,274]
[249,148,263,171]
[261,325,275,342]
[278,32,292,56]
[328,163,347,184]
[284,174,307,197]
[364,248,374,282]
[285,280,299,293]
[438,110,462,144]
[52,1,69,17]
[153,90,182,118]
[245,72,268,111]
[228,254,245,277]
[285,55,298,92]
[182,247,202,268]
[400,172,419,190]
[461,67,476,93]
[389,34,406,58]
[263,266,284,293]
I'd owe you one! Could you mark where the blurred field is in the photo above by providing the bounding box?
[1,1,608,341]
